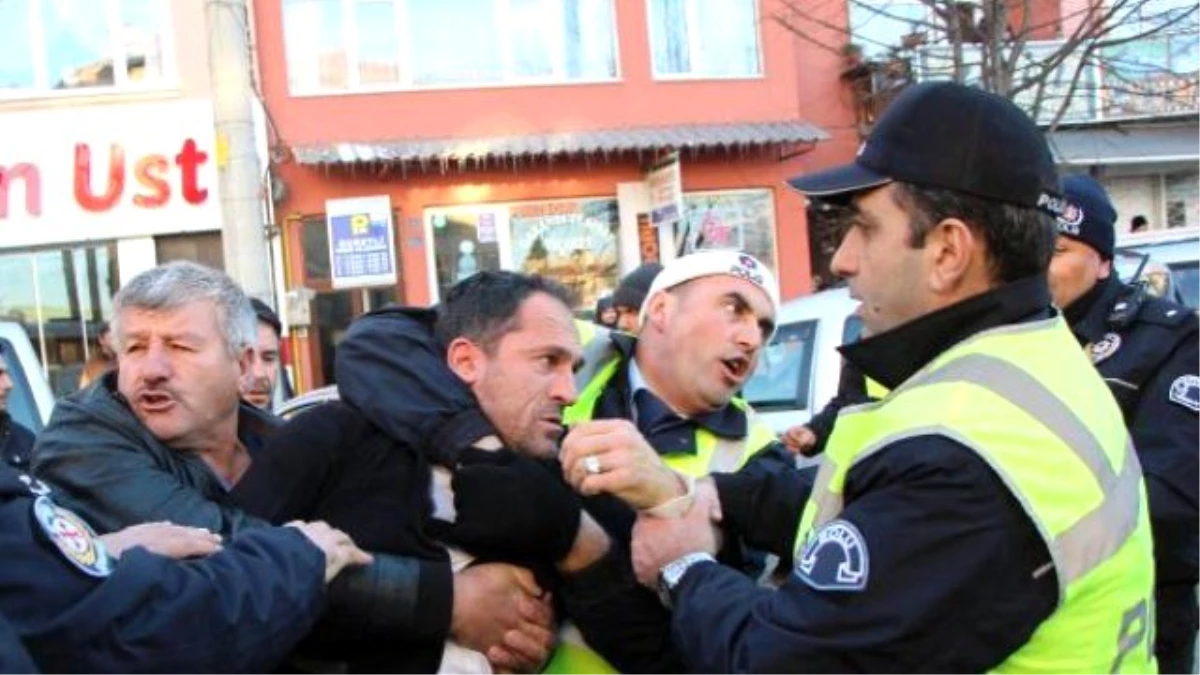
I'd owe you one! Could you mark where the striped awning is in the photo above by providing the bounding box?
[293,120,829,167]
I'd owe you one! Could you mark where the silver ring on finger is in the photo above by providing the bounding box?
[584,455,603,476]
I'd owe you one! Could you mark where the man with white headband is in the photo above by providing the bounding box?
[547,249,793,672]
[559,249,783,513]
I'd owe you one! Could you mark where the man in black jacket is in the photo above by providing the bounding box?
[1048,173,1199,673]
[234,271,657,673]
[32,261,549,673]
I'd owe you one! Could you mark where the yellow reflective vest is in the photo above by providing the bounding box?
[795,316,1158,673]
[544,328,778,674]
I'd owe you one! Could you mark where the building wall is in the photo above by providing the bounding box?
[253,0,825,142]
[256,0,858,294]
[253,0,861,390]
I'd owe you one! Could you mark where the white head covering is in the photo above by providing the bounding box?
[638,250,780,335]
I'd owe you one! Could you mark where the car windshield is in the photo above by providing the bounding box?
[1,339,43,433]
[742,320,816,411]
[1168,262,1199,309]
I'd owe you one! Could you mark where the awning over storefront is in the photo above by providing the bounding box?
[1048,120,1200,166]
[293,120,829,169]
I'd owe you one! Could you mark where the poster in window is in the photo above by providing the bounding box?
[428,206,505,300]
[509,198,620,310]
[678,191,777,272]
[325,196,398,289]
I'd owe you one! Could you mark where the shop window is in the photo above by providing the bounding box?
[647,0,761,79]
[425,197,621,310]
[427,206,506,301]
[677,189,778,272]
[282,0,618,94]
[0,243,118,397]
[155,232,225,271]
[509,199,620,310]
[0,0,174,98]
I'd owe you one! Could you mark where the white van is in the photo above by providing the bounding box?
[0,321,56,432]
[742,287,860,436]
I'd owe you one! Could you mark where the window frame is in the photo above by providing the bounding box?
[645,0,764,81]
[282,0,622,96]
[677,187,780,273]
[0,0,178,101]
[741,319,818,412]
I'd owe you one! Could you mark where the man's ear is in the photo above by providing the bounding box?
[446,337,485,385]
[236,345,254,394]
[925,218,978,294]
[642,291,671,332]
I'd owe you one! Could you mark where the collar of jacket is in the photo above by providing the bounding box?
[597,333,748,443]
[1064,274,1124,345]
[840,275,1054,392]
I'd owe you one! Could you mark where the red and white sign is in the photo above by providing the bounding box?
[0,100,221,248]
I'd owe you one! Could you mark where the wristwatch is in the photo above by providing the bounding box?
[656,552,716,609]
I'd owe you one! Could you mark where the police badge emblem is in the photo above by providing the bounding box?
[33,497,114,578]
[1087,332,1122,364]
[1169,375,1199,413]
[796,519,870,591]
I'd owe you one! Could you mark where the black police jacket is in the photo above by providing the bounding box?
[0,414,35,472]
[1066,276,1198,588]
[0,612,37,673]
[30,371,453,671]
[676,277,1060,672]
[0,464,325,672]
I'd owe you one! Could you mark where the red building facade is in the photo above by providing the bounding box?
[252,0,860,390]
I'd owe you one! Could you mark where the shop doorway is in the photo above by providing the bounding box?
[292,215,403,388]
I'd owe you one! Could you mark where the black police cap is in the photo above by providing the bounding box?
[789,81,1063,216]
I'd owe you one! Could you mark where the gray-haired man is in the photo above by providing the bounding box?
[33,261,551,671]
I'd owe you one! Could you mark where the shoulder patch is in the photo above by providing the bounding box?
[1169,375,1199,413]
[32,497,113,578]
[1087,332,1122,364]
[796,519,870,591]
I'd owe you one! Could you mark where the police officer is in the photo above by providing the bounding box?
[0,462,370,671]
[1049,173,1199,673]
[629,82,1158,672]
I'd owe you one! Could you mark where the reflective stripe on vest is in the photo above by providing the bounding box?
[794,317,1157,674]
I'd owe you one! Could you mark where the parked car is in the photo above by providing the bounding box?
[0,321,56,433]
[275,384,339,420]
[741,287,860,436]
[1115,230,1199,309]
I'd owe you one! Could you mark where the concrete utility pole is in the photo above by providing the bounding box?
[206,0,272,300]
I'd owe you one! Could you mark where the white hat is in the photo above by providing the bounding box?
[638,250,781,332]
